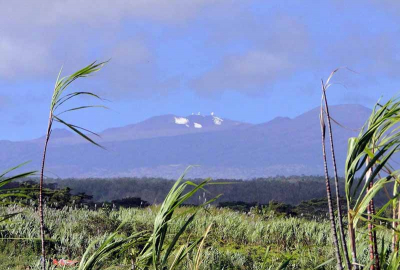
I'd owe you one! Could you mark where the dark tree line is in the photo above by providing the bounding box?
[46,175,390,206]
[5,176,390,212]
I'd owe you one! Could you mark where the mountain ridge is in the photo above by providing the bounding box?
[0,104,371,179]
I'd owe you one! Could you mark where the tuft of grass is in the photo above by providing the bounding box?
[0,162,36,222]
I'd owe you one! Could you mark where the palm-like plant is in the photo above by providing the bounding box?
[39,61,108,269]
[345,97,400,268]
[138,169,220,270]
[319,69,400,269]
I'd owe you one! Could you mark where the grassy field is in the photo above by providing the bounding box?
[0,204,383,270]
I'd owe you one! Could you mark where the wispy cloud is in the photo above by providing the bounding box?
[0,0,220,96]
[191,15,310,96]
[0,1,399,104]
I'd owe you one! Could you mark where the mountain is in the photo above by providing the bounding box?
[0,105,371,179]
[99,113,250,142]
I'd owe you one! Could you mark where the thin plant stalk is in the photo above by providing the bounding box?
[321,81,352,270]
[392,176,400,253]
[397,198,400,250]
[366,170,374,270]
[366,157,380,270]
[320,105,343,270]
[39,115,53,269]
[348,216,358,268]
[193,223,213,270]
[38,61,107,270]
[370,200,379,270]
[392,179,398,251]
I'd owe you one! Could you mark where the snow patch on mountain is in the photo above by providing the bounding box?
[175,115,224,127]
[194,123,202,129]
[174,117,189,125]
[213,116,223,125]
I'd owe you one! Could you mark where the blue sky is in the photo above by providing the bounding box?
[1,1,400,140]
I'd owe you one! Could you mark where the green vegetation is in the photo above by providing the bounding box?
[0,204,336,269]
[319,71,400,269]
[0,201,395,269]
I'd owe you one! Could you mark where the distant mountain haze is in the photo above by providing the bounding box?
[0,104,371,179]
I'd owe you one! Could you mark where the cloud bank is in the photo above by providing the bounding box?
[0,0,399,100]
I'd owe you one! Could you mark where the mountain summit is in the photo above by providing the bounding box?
[99,113,249,142]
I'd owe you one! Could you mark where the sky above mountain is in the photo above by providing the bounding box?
[1,1,400,140]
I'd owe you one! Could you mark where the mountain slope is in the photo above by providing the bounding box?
[0,105,371,179]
